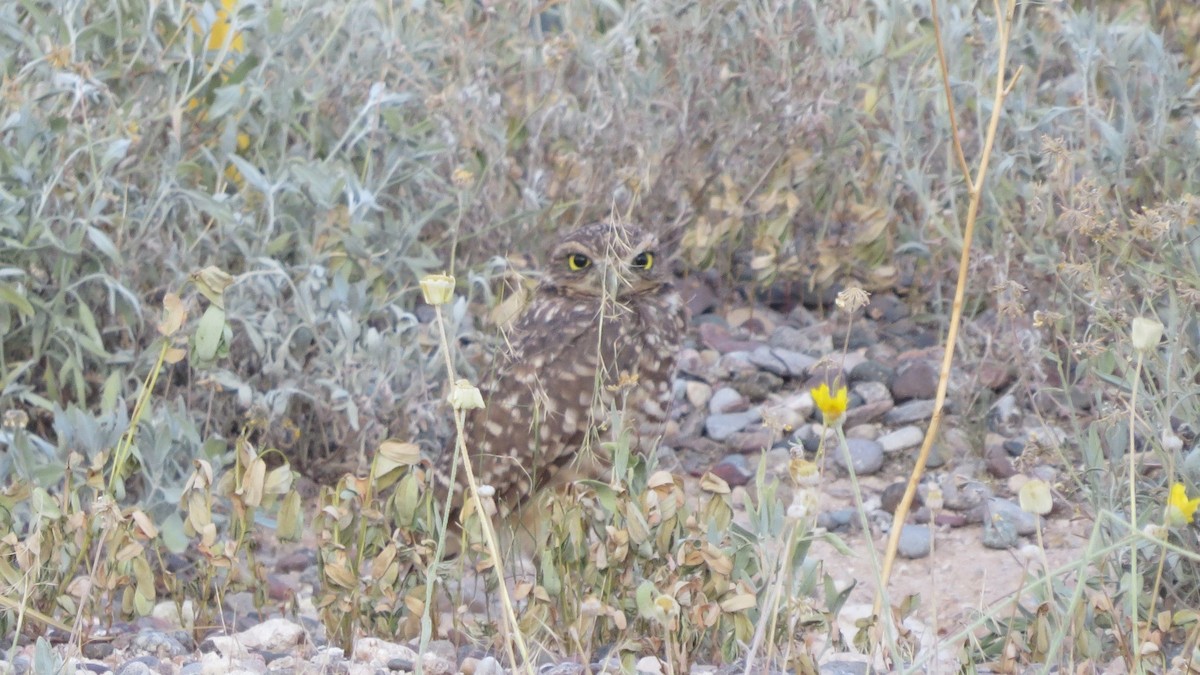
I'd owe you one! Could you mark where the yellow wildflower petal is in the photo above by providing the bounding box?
[1166,482,1200,527]
[810,383,848,426]
[191,0,245,54]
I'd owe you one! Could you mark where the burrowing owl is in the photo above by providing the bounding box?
[432,221,687,527]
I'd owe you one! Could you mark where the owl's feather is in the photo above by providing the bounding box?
[432,222,687,527]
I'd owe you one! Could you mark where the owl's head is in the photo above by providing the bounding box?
[544,222,667,300]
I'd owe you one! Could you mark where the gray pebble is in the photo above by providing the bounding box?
[131,631,189,659]
[835,438,884,475]
[767,325,812,352]
[748,346,815,377]
[388,656,416,670]
[474,657,505,675]
[116,661,155,675]
[708,387,745,415]
[986,497,1039,536]
[817,508,858,532]
[940,477,993,511]
[82,642,114,660]
[729,369,784,401]
[705,409,762,441]
[890,359,939,401]
[988,393,1022,434]
[818,656,872,675]
[897,524,931,559]
[848,360,894,385]
[791,424,823,454]
[883,399,938,425]
[710,454,753,487]
[878,426,924,453]
[842,400,893,427]
[852,380,892,405]
[982,510,1019,549]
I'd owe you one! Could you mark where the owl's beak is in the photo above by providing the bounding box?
[602,263,623,300]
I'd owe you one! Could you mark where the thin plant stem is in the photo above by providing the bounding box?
[1128,352,1143,671]
[430,303,533,674]
[877,0,1022,615]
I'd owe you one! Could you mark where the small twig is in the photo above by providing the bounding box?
[431,304,533,674]
[876,0,1020,616]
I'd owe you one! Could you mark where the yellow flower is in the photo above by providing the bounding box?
[1166,482,1200,527]
[191,0,245,54]
[420,273,456,306]
[810,383,848,425]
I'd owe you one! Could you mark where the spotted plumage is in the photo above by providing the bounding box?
[432,221,687,525]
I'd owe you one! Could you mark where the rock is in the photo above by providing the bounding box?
[819,656,872,675]
[834,438,884,476]
[883,399,937,425]
[728,370,784,401]
[234,618,305,652]
[776,391,815,417]
[940,477,992,511]
[708,387,746,415]
[131,631,190,659]
[878,426,924,454]
[986,498,1039,536]
[842,400,893,427]
[471,656,506,675]
[637,655,664,674]
[116,659,157,675]
[678,275,719,316]
[981,511,1019,549]
[817,508,857,531]
[932,428,970,469]
[761,404,805,432]
[896,525,931,559]
[699,322,765,354]
[83,642,115,659]
[203,636,250,660]
[890,359,939,401]
[768,325,814,352]
[710,454,753,487]
[268,574,298,602]
[791,424,823,454]
[984,434,1017,478]
[748,346,816,377]
[275,549,317,573]
[726,429,773,454]
[977,360,1016,390]
[848,360,894,385]
[705,409,762,441]
[923,444,946,469]
[686,381,713,408]
[716,352,755,375]
[354,638,418,667]
[845,424,880,440]
[846,324,877,350]
[852,380,892,405]
[676,348,707,377]
[880,482,919,514]
[988,394,1022,435]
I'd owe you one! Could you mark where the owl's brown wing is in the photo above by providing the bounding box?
[432,294,605,517]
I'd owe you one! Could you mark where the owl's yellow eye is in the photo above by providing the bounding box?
[567,253,591,271]
[632,252,654,270]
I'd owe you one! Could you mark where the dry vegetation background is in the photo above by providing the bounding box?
[3,0,1200,670]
